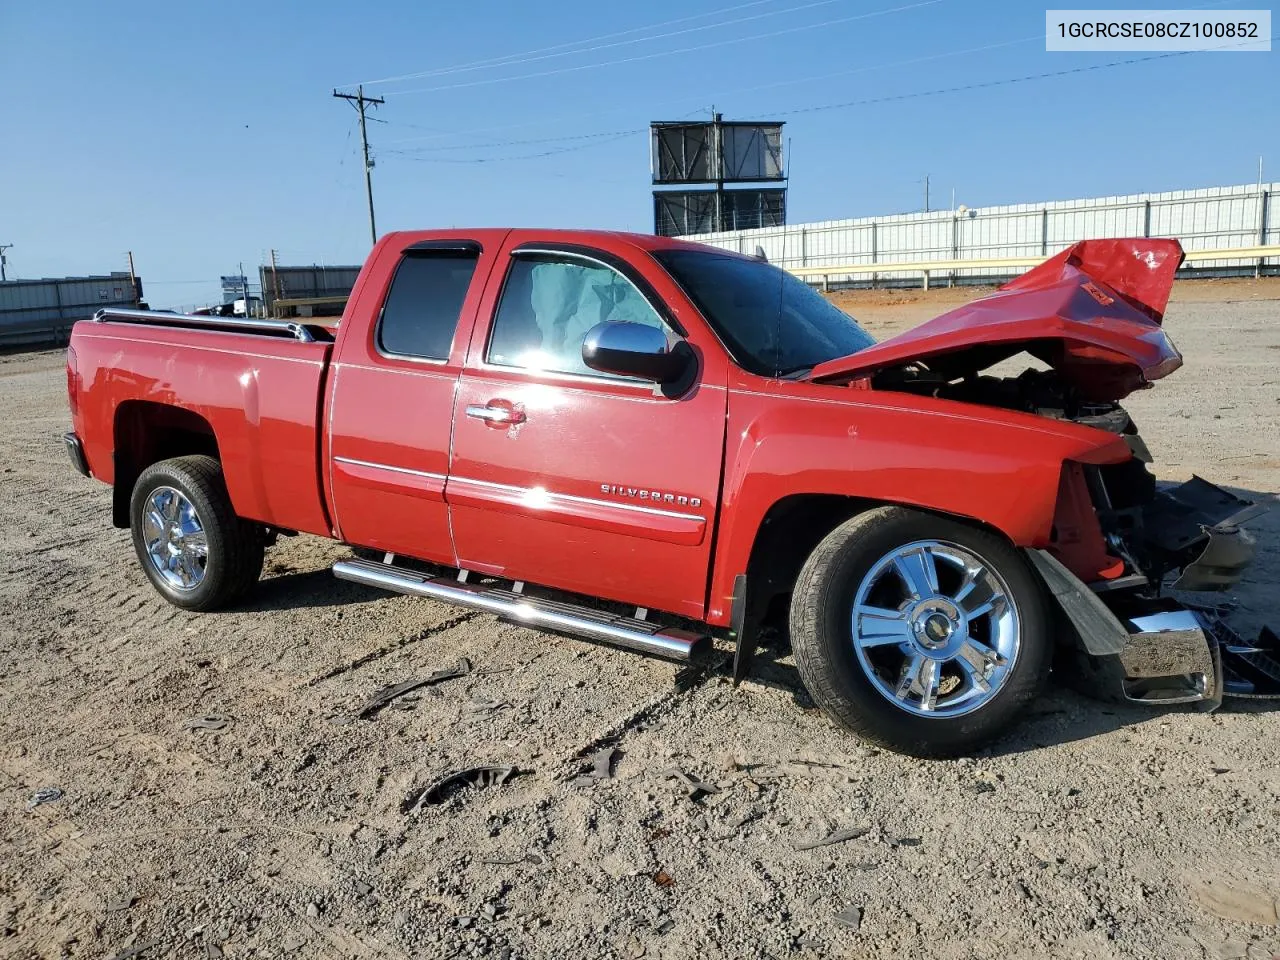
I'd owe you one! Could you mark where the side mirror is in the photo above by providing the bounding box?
[581,321,692,384]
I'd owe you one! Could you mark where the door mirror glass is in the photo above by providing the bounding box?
[581,321,691,384]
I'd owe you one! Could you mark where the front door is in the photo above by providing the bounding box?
[447,239,727,619]
[327,236,498,563]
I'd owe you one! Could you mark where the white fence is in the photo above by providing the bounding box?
[683,181,1278,285]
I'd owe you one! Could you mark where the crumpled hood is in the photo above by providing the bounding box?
[808,238,1186,402]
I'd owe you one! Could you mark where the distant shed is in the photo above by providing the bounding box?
[260,264,360,318]
[0,273,142,348]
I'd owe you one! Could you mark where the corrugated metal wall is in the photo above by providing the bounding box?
[0,273,141,348]
[259,264,361,309]
[685,181,1278,284]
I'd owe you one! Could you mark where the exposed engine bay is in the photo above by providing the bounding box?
[872,360,1137,432]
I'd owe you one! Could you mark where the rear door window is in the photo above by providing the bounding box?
[376,250,480,360]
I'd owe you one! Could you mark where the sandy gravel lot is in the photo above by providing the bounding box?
[1,280,1278,960]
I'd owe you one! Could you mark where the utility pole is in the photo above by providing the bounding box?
[712,111,724,233]
[270,248,282,308]
[126,251,138,305]
[923,174,930,213]
[0,244,12,282]
[239,260,249,317]
[333,85,385,247]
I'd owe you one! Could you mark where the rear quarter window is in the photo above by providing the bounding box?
[376,251,479,360]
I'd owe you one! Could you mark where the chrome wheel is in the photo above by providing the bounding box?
[141,486,208,591]
[851,540,1020,718]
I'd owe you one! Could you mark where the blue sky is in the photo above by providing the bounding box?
[1,0,1275,308]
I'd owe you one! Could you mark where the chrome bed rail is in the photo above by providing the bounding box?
[91,307,316,343]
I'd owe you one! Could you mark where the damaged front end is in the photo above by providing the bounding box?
[807,235,1276,706]
[1034,466,1279,707]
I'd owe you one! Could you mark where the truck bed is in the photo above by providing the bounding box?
[69,309,335,538]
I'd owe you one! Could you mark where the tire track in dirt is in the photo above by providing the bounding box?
[554,651,731,776]
[306,611,482,686]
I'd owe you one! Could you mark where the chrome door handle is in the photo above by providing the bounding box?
[465,403,526,425]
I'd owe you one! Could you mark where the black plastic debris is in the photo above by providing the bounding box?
[663,768,719,800]
[835,905,863,932]
[795,825,871,851]
[573,746,620,787]
[402,765,519,814]
[481,852,544,866]
[109,941,159,960]
[105,894,137,914]
[357,658,472,719]
[25,787,63,811]
[1219,624,1280,698]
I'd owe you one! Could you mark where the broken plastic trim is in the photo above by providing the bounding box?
[402,766,520,814]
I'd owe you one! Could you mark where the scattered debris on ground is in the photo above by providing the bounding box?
[794,825,871,851]
[662,767,719,800]
[402,765,520,814]
[356,657,473,719]
[181,714,232,733]
[24,787,63,811]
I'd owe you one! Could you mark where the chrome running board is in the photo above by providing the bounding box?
[333,558,710,662]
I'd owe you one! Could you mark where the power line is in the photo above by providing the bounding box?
[387,127,648,155]
[384,0,944,96]
[354,0,846,87]
[380,36,1269,167]
[385,130,645,164]
[771,36,1273,119]
[384,35,1040,151]
[352,0,814,87]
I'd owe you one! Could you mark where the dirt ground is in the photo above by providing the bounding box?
[1,279,1278,960]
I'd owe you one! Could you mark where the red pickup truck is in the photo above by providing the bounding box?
[64,229,1277,755]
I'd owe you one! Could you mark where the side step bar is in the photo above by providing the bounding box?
[333,558,710,663]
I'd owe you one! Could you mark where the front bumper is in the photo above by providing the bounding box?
[1031,546,1280,706]
[1115,605,1222,706]
[1115,604,1280,705]
[64,432,90,478]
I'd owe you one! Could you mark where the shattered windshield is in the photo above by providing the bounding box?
[653,249,875,377]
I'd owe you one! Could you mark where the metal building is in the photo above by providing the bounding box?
[0,273,142,348]
[259,263,361,317]
[685,181,1279,286]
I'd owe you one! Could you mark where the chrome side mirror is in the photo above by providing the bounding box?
[581,321,692,384]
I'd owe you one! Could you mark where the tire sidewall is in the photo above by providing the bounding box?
[798,509,1051,756]
[130,461,229,610]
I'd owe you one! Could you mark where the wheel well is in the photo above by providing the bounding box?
[743,494,1012,628]
[112,401,220,528]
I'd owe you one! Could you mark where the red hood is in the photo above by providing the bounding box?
[808,238,1185,401]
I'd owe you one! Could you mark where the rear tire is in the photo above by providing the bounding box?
[129,455,264,611]
[789,506,1051,757]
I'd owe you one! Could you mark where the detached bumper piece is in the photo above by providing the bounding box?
[1116,605,1222,706]
[1113,604,1280,706]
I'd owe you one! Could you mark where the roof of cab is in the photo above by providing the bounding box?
[376,227,751,259]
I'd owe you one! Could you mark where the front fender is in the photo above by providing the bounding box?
[705,383,1129,625]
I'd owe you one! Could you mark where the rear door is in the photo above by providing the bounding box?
[327,235,501,562]
[447,235,729,619]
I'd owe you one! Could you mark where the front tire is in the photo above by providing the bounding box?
[789,506,1051,757]
[129,455,264,611]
